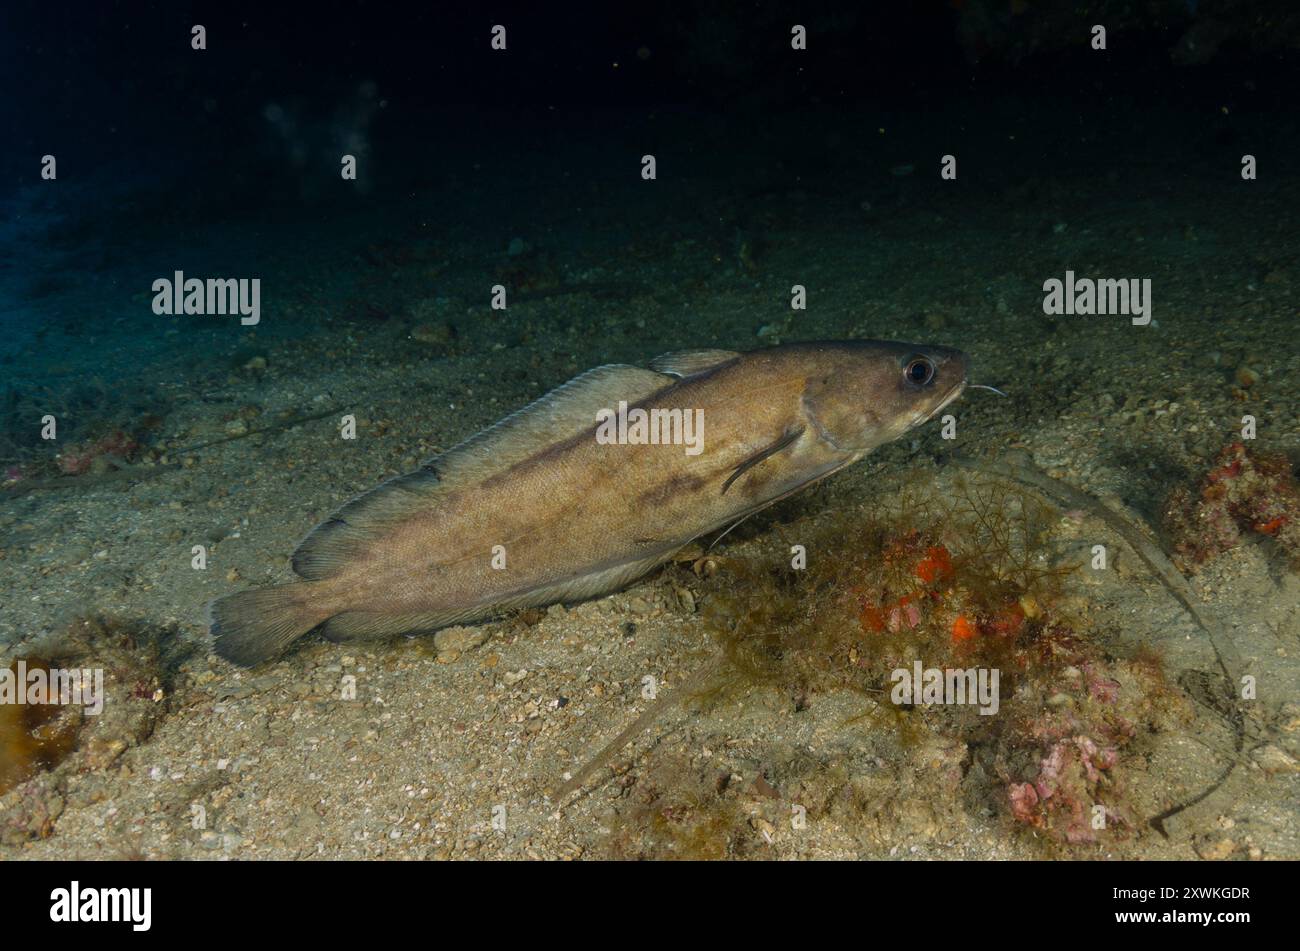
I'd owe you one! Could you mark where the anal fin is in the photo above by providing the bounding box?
[319,550,679,643]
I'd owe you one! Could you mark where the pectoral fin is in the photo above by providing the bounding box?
[721,426,805,495]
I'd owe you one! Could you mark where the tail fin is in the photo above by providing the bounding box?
[208,583,325,667]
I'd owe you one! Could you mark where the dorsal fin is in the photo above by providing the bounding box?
[431,363,674,484]
[291,467,443,579]
[649,348,740,378]
[292,363,674,580]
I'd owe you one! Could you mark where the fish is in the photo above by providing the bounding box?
[209,340,969,666]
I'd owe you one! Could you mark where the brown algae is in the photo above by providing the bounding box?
[0,616,174,844]
[579,469,1196,853]
[0,657,82,796]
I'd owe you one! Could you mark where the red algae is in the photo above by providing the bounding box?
[680,473,1185,848]
[1163,441,1300,572]
[55,428,139,476]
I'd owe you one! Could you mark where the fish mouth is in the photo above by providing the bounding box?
[932,378,968,417]
[898,378,967,436]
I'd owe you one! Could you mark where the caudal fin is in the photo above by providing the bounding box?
[208,583,325,667]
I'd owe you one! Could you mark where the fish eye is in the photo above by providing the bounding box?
[904,356,935,386]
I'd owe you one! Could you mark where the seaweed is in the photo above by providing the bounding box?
[561,466,1193,850]
[947,451,1247,837]
[598,752,751,860]
[554,658,720,802]
[0,406,343,499]
[1162,441,1300,573]
[0,657,82,795]
[0,461,181,499]
[0,615,179,844]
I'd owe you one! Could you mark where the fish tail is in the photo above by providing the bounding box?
[208,583,326,667]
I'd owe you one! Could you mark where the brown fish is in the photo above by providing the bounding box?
[209,340,968,665]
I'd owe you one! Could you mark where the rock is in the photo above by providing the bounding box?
[83,737,127,771]
[1278,702,1300,734]
[411,321,457,353]
[1234,365,1260,388]
[1195,836,1236,860]
[433,626,490,654]
[673,586,696,614]
[1252,745,1299,775]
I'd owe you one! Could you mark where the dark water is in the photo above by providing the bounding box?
[4,4,1294,398]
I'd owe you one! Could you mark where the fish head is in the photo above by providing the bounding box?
[800,340,969,453]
